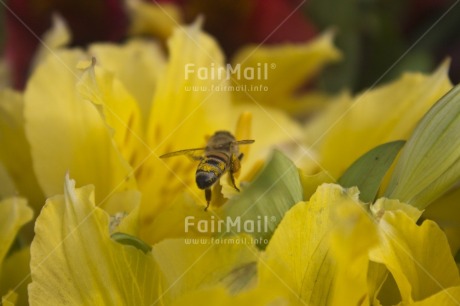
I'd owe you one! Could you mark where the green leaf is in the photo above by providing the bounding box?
[221,150,303,249]
[338,140,405,203]
[111,232,152,254]
[385,84,460,209]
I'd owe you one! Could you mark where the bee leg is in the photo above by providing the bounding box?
[238,153,244,161]
[204,188,212,211]
[229,153,242,191]
[231,154,241,172]
[229,154,241,192]
[229,170,240,192]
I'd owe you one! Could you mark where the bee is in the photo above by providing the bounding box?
[159,131,255,211]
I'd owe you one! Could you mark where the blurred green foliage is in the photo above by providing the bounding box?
[306,0,460,92]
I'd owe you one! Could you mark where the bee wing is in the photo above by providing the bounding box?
[159,147,206,161]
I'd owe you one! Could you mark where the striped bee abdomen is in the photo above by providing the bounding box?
[195,156,227,189]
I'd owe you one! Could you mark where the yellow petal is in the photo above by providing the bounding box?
[24,50,136,203]
[330,200,379,306]
[309,61,452,178]
[410,287,460,305]
[0,162,16,198]
[369,210,460,303]
[88,39,166,125]
[172,286,287,306]
[28,176,159,305]
[300,170,334,200]
[304,92,352,148]
[231,31,341,108]
[2,291,18,306]
[127,0,182,40]
[77,61,147,168]
[422,187,460,258]
[103,189,141,217]
[152,235,259,304]
[103,189,142,236]
[371,197,423,222]
[377,273,403,306]
[141,193,215,244]
[259,184,359,305]
[282,91,333,115]
[0,89,45,209]
[140,20,234,218]
[0,197,33,263]
[32,14,71,68]
[146,20,233,149]
[367,262,390,305]
[0,247,31,306]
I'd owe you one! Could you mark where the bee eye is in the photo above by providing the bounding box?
[196,171,217,189]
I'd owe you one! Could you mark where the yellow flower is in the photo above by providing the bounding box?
[28,180,460,305]
[3,4,459,305]
[28,176,279,305]
[0,90,44,210]
[0,17,339,302]
[255,184,460,305]
[0,17,340,245]
[28,70,460,306]
[28,176,159,305]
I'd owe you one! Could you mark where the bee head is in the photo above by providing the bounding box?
[196,171,218,189]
